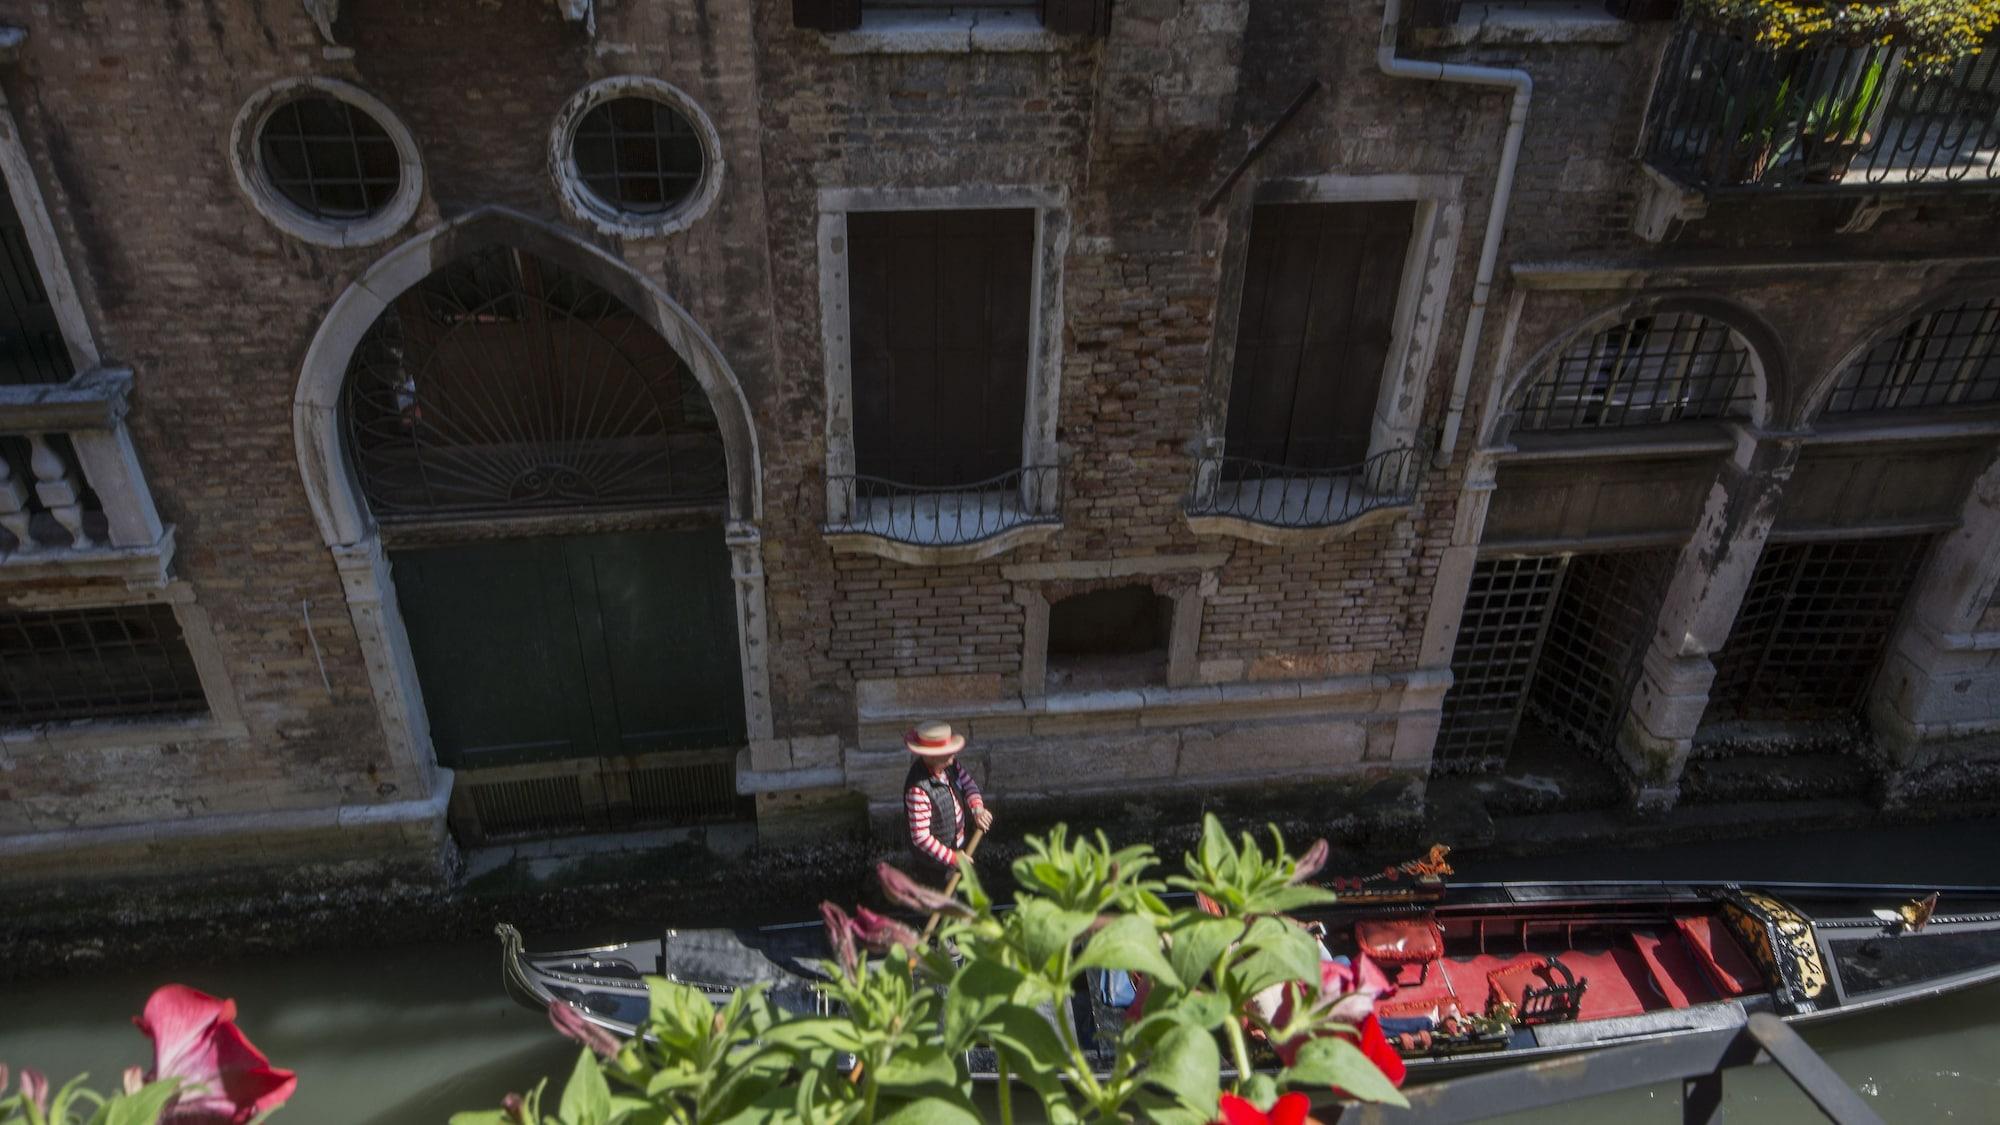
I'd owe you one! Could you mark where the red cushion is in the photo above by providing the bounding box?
[1631,930,1718,1008]
[1674,915,1763,997]
[1486,957,1556,1011]
[1355,917,1442,964]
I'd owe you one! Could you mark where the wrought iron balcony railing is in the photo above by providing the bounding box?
[1184,443,1425,531]
[823,464,1061,547]
[1643,21,2000,191]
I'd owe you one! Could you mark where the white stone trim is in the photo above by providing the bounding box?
[229,77,424,249]
[817,185,1069,547]
[824,8,1065,54]
[549,76,724,239]
[1012,564,1213,698]
[0,87,99,373]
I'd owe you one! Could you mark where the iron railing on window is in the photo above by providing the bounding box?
[1183,443,1424,530]
[823,464,1061,547]
[1644,20,2000,191]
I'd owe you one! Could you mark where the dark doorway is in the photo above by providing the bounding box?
[1046,585,1172,692]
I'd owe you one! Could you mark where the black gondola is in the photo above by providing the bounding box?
[495,877,2000,1079]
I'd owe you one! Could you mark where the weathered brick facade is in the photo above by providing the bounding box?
[2,0,1996,886]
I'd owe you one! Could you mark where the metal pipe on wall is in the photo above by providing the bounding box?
[1376,0,1533,469]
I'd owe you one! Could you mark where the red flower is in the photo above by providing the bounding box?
[1214,1091,1319,1125]
[133,984,296,1124]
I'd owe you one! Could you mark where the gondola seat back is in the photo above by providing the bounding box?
[1356,915,1443,985]
[1673,914,1764,996]
[1487,956,1585,1024]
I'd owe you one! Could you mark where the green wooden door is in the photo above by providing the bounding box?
[392,527,746,769]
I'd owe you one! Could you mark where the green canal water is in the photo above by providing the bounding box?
[5,820,1998,1122]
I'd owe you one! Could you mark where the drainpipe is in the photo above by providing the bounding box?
[1378,0,1532,469]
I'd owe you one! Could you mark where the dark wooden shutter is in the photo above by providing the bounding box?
[1224,201,1416,471]
[1043,0,1111,35]
[848,209,1034,488]
[0,175,72,386]
[792,0,862,32]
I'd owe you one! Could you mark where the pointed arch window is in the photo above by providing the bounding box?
[1513,311,1757,435]
[341,245,727,520]
[1822,297,2000,415]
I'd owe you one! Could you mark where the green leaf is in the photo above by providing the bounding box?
[104,1082,181,1125]
[942,958,1025,1051]
[557,1046,614,1125]
[1172,990,1234,1031]
[1166,917,1245,987]
[646,976,717,1037]
[1238,1072,1281,1107]
[447,1114,519,1125]
[1127,1089,1214,1125]
[986,1001,1070,1079]
[873,1094,986,1124]
[1230,919,1320,999]
[1282,1036,1410,1108]
[1197,814,1229,875]
[1144,1022,1221,1111]
[874,1045,959,1090]
[1014,900,1097,973]
[1254,885,1340,914]
[1074,915,1181,990]
[760,1017,867,1054]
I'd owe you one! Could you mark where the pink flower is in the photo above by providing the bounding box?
[1289,839,1330,886]
[547,1000,622,1060]
[875,862,971,918]
[19,1069,47,1117]
[851,907,921,954]
[820,901,860,976]
[133,984,296,1124]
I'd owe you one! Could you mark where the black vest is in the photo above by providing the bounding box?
[905,760,963,863]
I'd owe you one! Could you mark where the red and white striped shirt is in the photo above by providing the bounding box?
[905,761,986,866]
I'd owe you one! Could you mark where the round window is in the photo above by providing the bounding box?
[231,78,423,248]
[552,78,723,238]
[258,95,402,220]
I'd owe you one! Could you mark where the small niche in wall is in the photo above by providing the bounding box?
[1046,585,1172,692]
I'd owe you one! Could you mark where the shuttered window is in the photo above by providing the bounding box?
[1225,201,1414,472]
[793,0,1109,33]
[848,209,1033,488]
[0,175,73,387]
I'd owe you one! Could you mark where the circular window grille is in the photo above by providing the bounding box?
[257,96,402,220]
[231,78,423,248]
[552,78,723,238]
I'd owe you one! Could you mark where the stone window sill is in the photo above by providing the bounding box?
[823,518,1061,566]
[1,712,249,753]
[1497,421,1739,462]
[826,9,1063,54]
[1184,501,1412,547]
[0,526,176,588]
[1411,2,1634,46]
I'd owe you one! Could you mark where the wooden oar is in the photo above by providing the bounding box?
[919,825,986,945]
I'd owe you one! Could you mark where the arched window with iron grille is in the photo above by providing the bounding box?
[341,245,727,521]
[1512,311,1758,435]
[1821,297,2000,415]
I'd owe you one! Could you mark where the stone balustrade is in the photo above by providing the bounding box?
[0,367,172,585]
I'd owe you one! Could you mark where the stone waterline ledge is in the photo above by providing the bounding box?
[846,668,1452,815]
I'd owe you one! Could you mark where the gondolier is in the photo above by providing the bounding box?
[903,720,992,880]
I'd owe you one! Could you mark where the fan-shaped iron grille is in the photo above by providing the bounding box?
[1823,298,2000,414]
[343,246,727,521]
[1515,312,1756,433]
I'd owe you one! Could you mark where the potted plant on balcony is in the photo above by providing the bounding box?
[1793,54,1887,180]
[1686,0,2000,74]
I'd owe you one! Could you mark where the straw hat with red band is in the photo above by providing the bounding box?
[904,720,966,758]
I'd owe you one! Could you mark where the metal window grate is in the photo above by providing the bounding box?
[1527,549,1678,758]
[342,245,727,520]
[1435,556,1567,774]
[626,758,748,826]
[1514,312,1756,433]
[1705,536,1931,723]
[572,97,704,217]
[257,96,402,220]
[467,774,589,839]
[0,603,207,725]
[1823,297,2000,414]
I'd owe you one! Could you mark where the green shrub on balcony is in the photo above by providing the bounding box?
[1688,0,2000,70]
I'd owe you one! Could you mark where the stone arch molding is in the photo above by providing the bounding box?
[1798,284,2000,426]
[1485,294,1781,448]
[293,206,774,796]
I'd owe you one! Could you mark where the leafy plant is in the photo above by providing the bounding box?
[458,817,1410,1125]
[1688,0,2000,73]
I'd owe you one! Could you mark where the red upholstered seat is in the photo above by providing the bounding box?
[1355,917,1443,964]
[1487,958,1557,1011]
[1631,930,1718,1008]
[1674,914,1764,997]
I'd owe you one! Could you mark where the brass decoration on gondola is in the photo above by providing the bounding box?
[1722,890,1828,1010]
